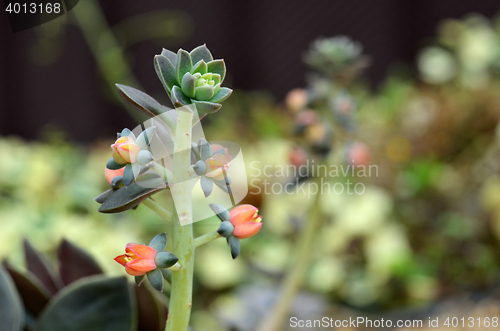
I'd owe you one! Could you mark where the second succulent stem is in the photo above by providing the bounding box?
[257,176,323,331]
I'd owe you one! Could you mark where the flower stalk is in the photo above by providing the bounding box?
[194,231,221,248]
[257,176,323,331]
[166,108,195,331]
[142,198,173,223]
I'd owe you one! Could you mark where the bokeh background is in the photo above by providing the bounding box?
[2,1,500,330]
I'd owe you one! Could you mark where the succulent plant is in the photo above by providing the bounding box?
[154,45,232,113]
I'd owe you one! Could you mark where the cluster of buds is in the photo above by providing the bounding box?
[106,127,156,187]
[114,233,178,292]
[191,138,232,197]
[154,44,232,113]
[210,204,263,259]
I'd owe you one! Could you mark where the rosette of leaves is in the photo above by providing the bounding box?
[1,239,169,331]
[154,44,232,113]
[191,138,231,198]
[304,36,370,79]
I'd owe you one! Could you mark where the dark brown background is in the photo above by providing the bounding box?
[1,0,499,142]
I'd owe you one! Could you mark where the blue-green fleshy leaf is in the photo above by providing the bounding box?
[171,86,191,108]
[181,72,196,99]
[200,176,213,197]
[192,100,221,114]
[148,233,167,252]
[106,158,126,170]
[210,87,233,104]
[191,60,208,75]
[209,203,230,222]
[190,45,214,64]
[175,49,192,84]
[207,59,226,81]
[147,269,163,292]
[154,55,178,94]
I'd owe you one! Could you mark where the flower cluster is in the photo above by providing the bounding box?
[192,139,232,197]
[106,127,155,187]
[114,233,178,292]
[154,44,232,113]
[210,204,262,259]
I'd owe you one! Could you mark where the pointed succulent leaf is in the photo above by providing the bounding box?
[175,49,192,84]
[34,276,134,331]
[209,203,231,222]
[210,87,233,104]
[111,176,123,189]
[4,264,50,317]
[211,73,221,85]
[148,233,167,252]
[199,139,211,161]
[0,265,24,331]
[136,126,156,149]
[147,269,163,292]
[106,157,125,170]
[194,85,214,101]
[190,44,214,63]
[214,178,231,193]
[98,182,166,213]
[116,84,167,117]
[24,239,62,295]
[136,150,154,165]
[192,100,222,114]
[120,128,132,137]
[212,83,221,95]
[191,142,201,160]
[227,236,241,259]
[95,189,115,204]
[57,240,103,286]
[170,85,191,108]
[207,59,226,81]
[154,55,178,94]
[191,60,208,75]
[161,48,177,64]
[181,72,196,99]
[193,160,207,176]
[217,221,234,237]
[122,163,135,186]
[200,176,213,197]
[154,252,179,269]
[135,275,145,286]
[160,269,172,284]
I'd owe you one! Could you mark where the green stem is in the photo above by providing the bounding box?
[165,109,195,331]
[142,198,172,223]
[194,231,221,248]
[257,178,323,331]
[150,161,175,181]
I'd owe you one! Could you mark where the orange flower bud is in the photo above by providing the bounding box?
[111,136,141,165]
[114,243,157,276]
[105,167,125,185]
[205,153,231,181]
[229,204,263,239]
